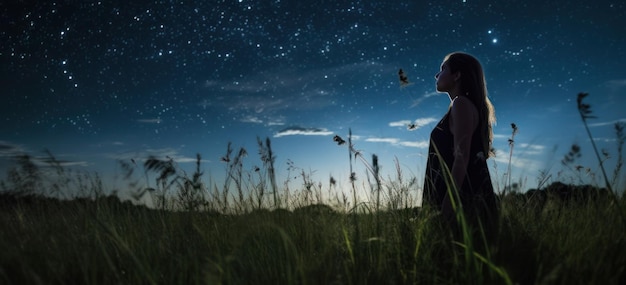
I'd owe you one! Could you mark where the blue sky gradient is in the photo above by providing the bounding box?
[2,0,625,201]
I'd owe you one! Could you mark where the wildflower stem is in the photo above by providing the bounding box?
[576,93,613,194]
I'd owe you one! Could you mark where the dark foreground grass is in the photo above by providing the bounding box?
[1,191,625,285]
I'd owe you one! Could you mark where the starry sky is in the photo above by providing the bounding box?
[2,0,626,199]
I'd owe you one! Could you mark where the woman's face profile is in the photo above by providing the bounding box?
[435,62,456,93]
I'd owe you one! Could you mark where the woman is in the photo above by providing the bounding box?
[423,52,498,235]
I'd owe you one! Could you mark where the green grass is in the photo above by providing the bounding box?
[1,190,625,284]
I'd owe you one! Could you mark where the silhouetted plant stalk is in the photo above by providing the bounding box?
[561,144,588,185]
[372,154,382,236]
[372,154,381,211]
[218,143,249,212]
[142,154,208,211]
[1,152,101,199]
[576,93,612,193]
[257,136,279,208]
[301,169,316,204]
[176,154,206,211]
[143,155,178,209]
[611,122,625,189]
[504,123,518,197]
[387,157,417,209]
[337,134,379,182]
[3,155,41,196]
[576,93,626,227]
[250,167,265,210]
[220,142,234,211]
[41,149,70,198]
[284,159,322,206]
[333,129,385,209]
[334,130,357,208]
[233,148,247,208]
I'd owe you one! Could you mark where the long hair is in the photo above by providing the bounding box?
[444,52,496,158]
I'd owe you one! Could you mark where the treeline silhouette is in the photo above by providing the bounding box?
[0,181,614,215]
[505,181,613,208]
[0,191,147,212]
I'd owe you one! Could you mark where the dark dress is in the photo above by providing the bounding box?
[423,107,498,231]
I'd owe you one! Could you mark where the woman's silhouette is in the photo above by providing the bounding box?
[423,52,498,237]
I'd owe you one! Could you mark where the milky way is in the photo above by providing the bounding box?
[2,0,625,194]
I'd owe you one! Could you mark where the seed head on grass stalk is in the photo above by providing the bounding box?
[334,130,356,208]
[611,122,625,189]
[176,153,206,212]
[220,142,248,213]
[333,130,386,211]
[576,92,626,226]
[503,123,518,197]
[576,92,612,193]
[220,142,233,211]
[143,156,178,210]
[561,144,588,185]
[333,133,380,184]
[257,136,279,209]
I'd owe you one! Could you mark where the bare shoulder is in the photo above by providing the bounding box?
[450,97,478,130]
[450,96,478,119]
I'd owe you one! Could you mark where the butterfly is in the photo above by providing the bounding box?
[333,135,346,145]
[398,69,410,86]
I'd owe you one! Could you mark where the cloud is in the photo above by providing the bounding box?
[410,91,441,108]
[399,140,430,148]
[200,69,330,115]
[389,117,438,130]
[491,154,543,174]
[267,120,285,126]
[239,115,286,126]
[240,116,264,124]
[493,134,511,140]
[200,61,385,116]
[37,157,90,167]
[365,137,429,148]
[108,148,207,164]
[366,137,399,144]
[273,126,334,137]
[414,117,438,126]
[0,141,27,158]
[518,143,546,156]
[389,120,412,127]
[0,141,91,168]
[587,118,626,128]
[604,79,626,90]
[137,118,162,124]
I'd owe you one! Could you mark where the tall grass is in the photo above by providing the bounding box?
[505,123,519,196]
[576,93,612,193]
[1,93,625,284]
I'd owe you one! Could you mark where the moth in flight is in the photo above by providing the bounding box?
[398,69,410,86]
[333,135,346,145]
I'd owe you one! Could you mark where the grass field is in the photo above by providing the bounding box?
[1,184,625,285]
[1,93,625,284]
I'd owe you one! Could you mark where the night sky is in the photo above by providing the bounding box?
[2,0,625,199]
